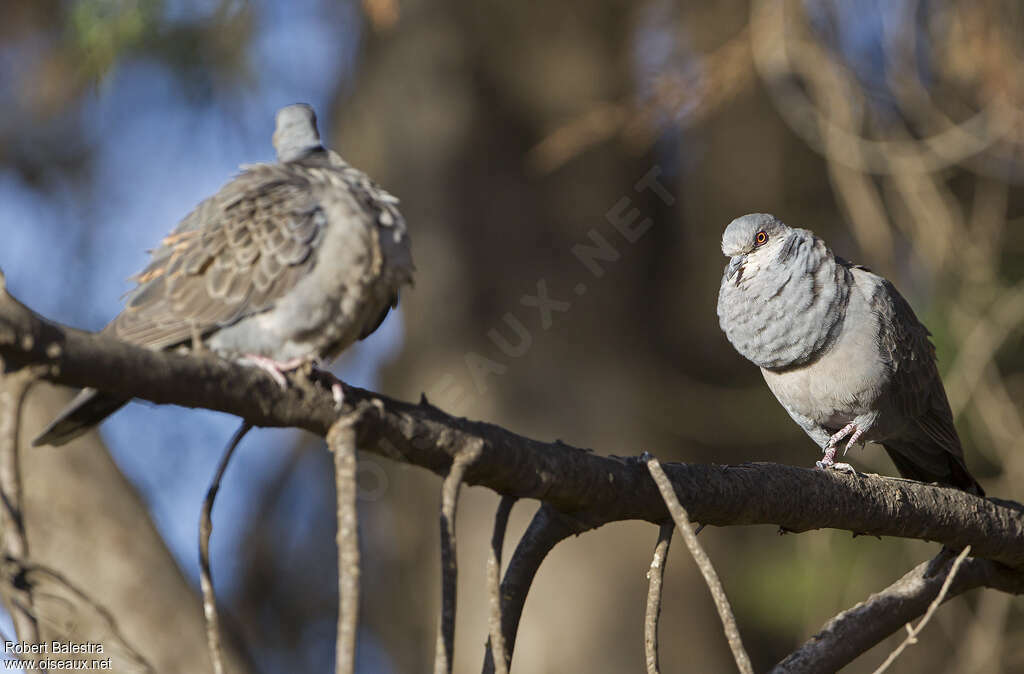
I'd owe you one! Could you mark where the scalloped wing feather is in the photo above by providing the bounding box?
[109,164,326,350]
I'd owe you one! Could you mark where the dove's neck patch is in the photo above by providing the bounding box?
[774,230,803,266]
[717,228,851,370]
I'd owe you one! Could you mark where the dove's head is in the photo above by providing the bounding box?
[720,213,793,284]
[273,104,323,162]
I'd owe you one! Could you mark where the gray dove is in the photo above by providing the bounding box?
[716,213,983,495]
[34,103,413,446]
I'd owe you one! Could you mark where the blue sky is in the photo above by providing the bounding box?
[0,1,400,670]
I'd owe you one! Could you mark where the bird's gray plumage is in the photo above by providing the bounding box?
[717,213,983,495]
[34,103,413,447]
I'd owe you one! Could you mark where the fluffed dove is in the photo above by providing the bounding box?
[716,213,983,495]
[34,103,413,446]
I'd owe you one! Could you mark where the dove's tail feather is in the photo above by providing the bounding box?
[882,437,985,497]
[32,389,129,447]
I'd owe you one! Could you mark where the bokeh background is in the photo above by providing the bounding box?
[1,0,1022,672]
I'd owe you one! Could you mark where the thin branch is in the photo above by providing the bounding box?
[0,367,42,659]
[647,456,753,674]
[873,546,972,673]
[481,504,593,674]
[772,551,1024,673]
[645,521,674,674]
[199,421,251,674]
[434,442,482,674]
[328,416,361,674]
[485,496,516,674]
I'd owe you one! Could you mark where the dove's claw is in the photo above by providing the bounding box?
[240,355,305,389]
[817,444,838,469]
[843,427,865,455]
[825,422,866,456]
[815,449,857,475]
[241,356,345,408]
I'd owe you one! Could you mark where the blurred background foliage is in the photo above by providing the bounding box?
[1,0,1022,672]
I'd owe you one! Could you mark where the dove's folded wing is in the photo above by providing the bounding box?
[109,164,327,350]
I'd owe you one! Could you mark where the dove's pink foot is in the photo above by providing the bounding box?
[839,425,866,455]
[817,444,837,469]
[827,422,866,454]
[815,450,856,474]
[816,423,862,473]
[240,355,344,408]
[816,457,856,474]
[240,355,306,389]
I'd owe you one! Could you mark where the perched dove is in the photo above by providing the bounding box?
[716,213,983,495]
[34,104,413,446]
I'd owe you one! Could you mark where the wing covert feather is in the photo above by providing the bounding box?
[110,165,327,349]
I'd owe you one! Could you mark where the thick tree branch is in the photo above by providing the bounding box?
[873,546,971,673]
[773,549,1024,673]
[3,275,1024,672]
[2,287,1022,569]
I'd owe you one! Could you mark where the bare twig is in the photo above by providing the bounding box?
[644,521,674,674]
[647,456,753,674]
[0,367,43,660]
[485,496,516,674]
[873,546,972,674]
[481,503,592,674]
[434,441,482,674]
[199,420,252,674]
[772,550,1024,673]
[328,416,361,674]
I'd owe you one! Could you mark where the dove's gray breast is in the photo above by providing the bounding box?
[717,229,851,370]
[760,267,896,439]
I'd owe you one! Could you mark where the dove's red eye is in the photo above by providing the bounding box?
[755,230,768,246]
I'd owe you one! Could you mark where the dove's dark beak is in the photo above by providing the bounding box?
[726,256,745,284]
